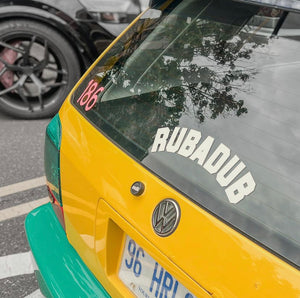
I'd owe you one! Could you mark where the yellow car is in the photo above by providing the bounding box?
[25,0,300,297]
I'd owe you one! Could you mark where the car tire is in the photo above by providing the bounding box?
[0,19,81,119]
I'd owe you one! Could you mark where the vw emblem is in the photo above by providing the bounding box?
[152,199,180,237]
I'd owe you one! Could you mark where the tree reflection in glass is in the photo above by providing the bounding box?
[93,1,268,154]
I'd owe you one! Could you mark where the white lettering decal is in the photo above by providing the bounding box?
[151,127,256,203]
[216,155,246,187]
[189,136,214,166]
[166,127,187,153]
[178,129,202,157]
[225,172,256,204]
[203,143,230,174]
[151,127,170,152]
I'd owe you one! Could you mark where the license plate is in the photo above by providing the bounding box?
[119,236,196,298]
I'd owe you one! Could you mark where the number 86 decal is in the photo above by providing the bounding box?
[77,79,104,111]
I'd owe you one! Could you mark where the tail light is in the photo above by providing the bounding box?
[44,114,65,230]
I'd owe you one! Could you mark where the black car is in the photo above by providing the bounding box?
[0,0,148,119]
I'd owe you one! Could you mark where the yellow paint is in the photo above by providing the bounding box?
[59,103,300,297]
[57,6,300,298]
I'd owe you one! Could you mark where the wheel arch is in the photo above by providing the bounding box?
[0,3,96,73]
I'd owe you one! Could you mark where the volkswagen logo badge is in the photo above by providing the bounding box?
[152,199,180,237]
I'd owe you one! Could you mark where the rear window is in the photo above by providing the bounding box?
[72,0,300,268]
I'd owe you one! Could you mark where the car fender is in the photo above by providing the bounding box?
[0,0,114,70]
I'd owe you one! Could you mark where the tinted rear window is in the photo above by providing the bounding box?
[72,0,300,267]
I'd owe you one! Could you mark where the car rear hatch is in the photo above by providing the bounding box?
[59,103,300,297]
[59,0,300,296]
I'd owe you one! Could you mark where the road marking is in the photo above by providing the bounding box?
[0,197,49,222]
[0,176,46,198]
[0,251,34,279]
[25,290,44,298]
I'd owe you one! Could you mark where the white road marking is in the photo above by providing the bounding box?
[0,176,46,198]
[0,197,49,222]
[25,290,44,298]
[0,178,48,295]
[0,251,34,279]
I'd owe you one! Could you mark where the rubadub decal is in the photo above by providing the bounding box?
[151,127,256,204]
[76,79,104,111]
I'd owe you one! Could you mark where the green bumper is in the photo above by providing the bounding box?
[25,203,110,298]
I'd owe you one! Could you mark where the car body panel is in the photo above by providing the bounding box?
[58,97,300,297]
[25,203,110,298]
[55,4,300,296]
[26,1,300,296]
[78,0,148,36]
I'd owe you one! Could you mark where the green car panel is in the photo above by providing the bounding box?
[25,203,110,298]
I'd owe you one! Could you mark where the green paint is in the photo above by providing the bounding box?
[25,203,110,298]
[44,114,62,205]
[46,114,61,150]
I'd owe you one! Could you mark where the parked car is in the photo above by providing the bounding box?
[0,0,148,119]
[26,0,300,297]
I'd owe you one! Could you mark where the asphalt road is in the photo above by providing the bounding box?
[0,109,50,297]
